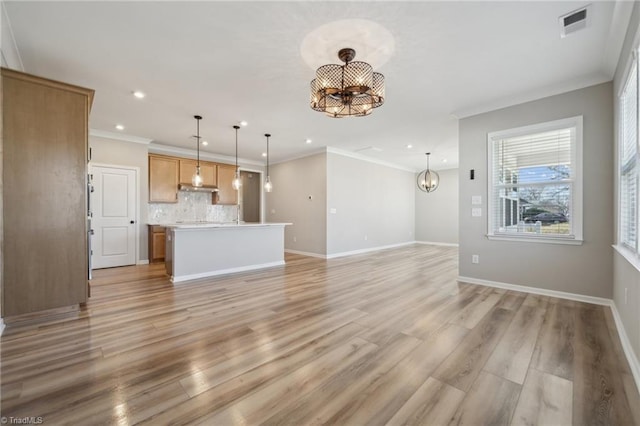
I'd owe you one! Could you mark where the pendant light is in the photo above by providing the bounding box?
[264,133,273,192]
[192,115,203,187]
[232,125,241,190]
[417,152,440,193]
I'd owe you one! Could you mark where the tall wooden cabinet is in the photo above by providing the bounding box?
[2,68,94,318]
[149,154,179,203]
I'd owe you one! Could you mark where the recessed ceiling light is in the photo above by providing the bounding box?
[132,91,145,99]
[262,152,267,157]
[442,159,448,163]
[115,124,124,130]
[240,120,248,127]
[406,144,413,149]
[202,141,208,146]
[305,139,312,144]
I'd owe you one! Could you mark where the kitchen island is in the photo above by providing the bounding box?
[164,222,291,283]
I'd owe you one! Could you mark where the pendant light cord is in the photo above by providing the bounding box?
[233,125,240,173]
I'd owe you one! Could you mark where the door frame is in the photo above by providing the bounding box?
[89,162,140,267]
[239,167,265,222]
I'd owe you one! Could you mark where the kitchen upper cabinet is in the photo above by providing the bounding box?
[149,155,179,203]
[2,68,93,318]
[215,164,239,205]
[179,159,217,187]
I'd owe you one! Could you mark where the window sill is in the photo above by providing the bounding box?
[487,234,583,245]
[613,244,640,273]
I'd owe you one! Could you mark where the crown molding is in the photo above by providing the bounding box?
[451,74,610,119]
[90,129,152,145]
[148,142,264,167]
[325,146,415,172]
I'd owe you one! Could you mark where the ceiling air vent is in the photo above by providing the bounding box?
[559,5,591,38]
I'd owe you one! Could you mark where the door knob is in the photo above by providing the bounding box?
[130,220,135,224]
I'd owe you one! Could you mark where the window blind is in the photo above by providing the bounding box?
[620,61,638,249]
[490,127,575,238]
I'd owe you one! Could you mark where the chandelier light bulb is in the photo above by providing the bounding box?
[416,152,440,193]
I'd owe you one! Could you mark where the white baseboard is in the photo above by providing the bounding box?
[457,275,611,306]
[137,259,150,265]
[610,302,640,392]
[285,249,327,259]
[326,241,415,259]
[458,274,640,393]
[286,241,415,260]
[0,318,4,336]
[415,241,459,247]
[171,261,285,283]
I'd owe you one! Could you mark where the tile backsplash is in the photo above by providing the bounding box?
[148,191,238,224]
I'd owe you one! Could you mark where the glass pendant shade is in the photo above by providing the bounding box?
[417,152,440,193]
[264,133,273,193]
[192,115,203,187]
[192,166,203,187]
[232,125,241,190]
[232,170,241,190]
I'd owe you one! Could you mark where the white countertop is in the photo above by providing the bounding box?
[156,222,291,229]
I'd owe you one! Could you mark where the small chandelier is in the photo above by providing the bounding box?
[192,115,203,187]
[264,133,273,193]
[417,152,440,193]
[310,47,385,118]
[232,125,241,190]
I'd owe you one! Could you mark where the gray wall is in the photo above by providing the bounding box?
[459,82,614,298]
[326,152,415,255]
[90,136,149,262]
[267,153,327,256]
[415,167,459,245]
[612,2,640,371]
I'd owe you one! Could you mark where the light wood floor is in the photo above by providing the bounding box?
[1,244,639,425]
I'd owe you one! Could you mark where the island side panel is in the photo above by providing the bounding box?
[171,225,286,282]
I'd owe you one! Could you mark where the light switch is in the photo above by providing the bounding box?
[330,208,337,214]
[472,208,482,217]
[471,195,482,205]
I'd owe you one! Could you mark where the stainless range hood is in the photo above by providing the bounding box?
[178,183,219,192]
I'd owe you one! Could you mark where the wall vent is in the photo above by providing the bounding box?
[559,5,591,38]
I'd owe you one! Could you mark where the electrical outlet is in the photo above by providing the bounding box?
[364,235,368,241]
[472,255,479,264]
[293,236,297,243]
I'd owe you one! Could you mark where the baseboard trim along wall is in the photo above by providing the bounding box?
[137,259,150,265]
[286,242,415,260]
[326,242,415,259]
[415,241,460,247]
[284,249,327,259]
[0,319,5,336]
[171,261,285,283]
[458,275,640,393]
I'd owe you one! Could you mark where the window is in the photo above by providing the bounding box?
[488,116,583,244]
[619,56,638,252]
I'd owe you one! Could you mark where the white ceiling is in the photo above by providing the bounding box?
[3,1,631,171]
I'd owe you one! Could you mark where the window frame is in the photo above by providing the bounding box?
[616,47,640,269]
[487,116,583,245]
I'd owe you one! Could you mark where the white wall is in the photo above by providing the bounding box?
[267,153,327,256]
[415,167,458,245]
[90,136,149,262]
[326,152,415,255]
[612,2,640,378]
[1,2,23,70]
[459,82,614,298]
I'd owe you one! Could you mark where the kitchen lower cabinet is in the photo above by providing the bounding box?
[148,225,166,263]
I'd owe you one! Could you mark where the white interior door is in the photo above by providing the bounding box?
[91,165,137,269]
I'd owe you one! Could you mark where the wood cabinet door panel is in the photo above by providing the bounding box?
[215,164,238,205]
[179,159,216,186]
[149,155,179,202]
